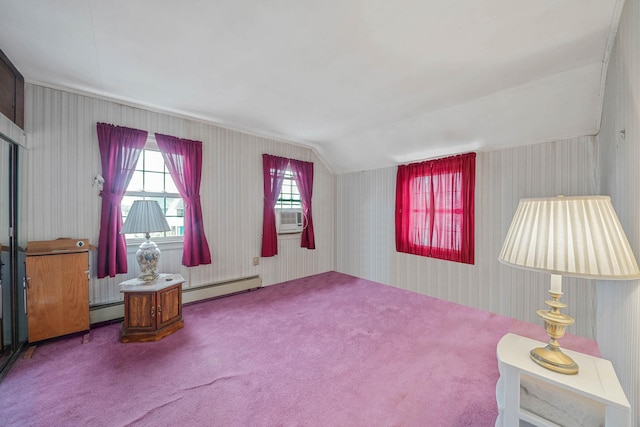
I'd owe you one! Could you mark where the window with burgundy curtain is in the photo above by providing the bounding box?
[155,133,211,267]
[290,159,315,249]
[96,123,148,278]
[261,154,290,257]
[395,152,475,264]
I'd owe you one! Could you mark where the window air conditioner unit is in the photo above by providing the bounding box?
[276,209,304,234]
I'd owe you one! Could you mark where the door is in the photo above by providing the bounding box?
[0,133,23,376]
[124,292,156,332]
[0,140,11,366]
[157,284,181,329]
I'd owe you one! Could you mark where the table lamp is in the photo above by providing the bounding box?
[499,195,640,374]
[121,200,171,281]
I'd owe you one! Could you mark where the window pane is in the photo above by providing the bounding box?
[145,150,165,173]
[124,147,185,238]
[165,217,184,237]
[128,171,144,192]
[276,171,302,209]
[395,152,475,264]
[164,197,184,236]
[144,171,165,193]
[165,197,184,217]
[134,154,144,171]
[121,196,137,218]
[166,177,179,194]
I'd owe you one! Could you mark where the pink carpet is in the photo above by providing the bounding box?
[0,271,598,426]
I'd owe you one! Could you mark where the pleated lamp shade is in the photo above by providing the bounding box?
[121,200,171,235]
[499,196,640,280]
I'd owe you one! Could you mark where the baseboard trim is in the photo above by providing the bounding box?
[89,275,262,325]
[89,303,125,325]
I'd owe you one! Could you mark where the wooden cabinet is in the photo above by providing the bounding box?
[496,333,631,427]
[120,274,184,343]
[0,48,24,129]
[157,283,181,330]
[124,292,157,333]
[25,239,90,343]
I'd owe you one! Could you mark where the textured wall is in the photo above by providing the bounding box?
[337,137,599,339]
[598,0,640,423]
[24,84,335,305]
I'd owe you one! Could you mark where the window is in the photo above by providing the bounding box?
[275,167,302,209]
[261,153,316,256]
[122,142,184,239]
[409,172,462,247]
[395,152,475,264]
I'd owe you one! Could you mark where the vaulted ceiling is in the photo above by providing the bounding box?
[0,0,624,173]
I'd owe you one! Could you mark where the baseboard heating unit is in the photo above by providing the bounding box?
[89,275,262,325]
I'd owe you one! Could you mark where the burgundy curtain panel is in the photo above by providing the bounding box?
[290,159,316,249]
[261,154,289,257]
[155,133,211,267]
[96,123,148,278]
[395,152,475,264]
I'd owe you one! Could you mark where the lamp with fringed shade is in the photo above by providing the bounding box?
[499,195,640,374]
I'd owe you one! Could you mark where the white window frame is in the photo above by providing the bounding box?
[275,166,302,210]
[122,136,184,245]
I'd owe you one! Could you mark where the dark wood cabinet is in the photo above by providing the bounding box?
[0,49,24,129]
[120,274,184,343]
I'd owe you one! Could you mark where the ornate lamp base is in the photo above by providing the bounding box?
[530,344,578,375]
[136,239,161,281]
[530,291,578,375]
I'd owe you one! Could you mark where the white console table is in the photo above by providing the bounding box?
[496,333,630,427]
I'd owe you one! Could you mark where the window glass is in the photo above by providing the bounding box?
[123,145,184,239]
[144,150,165,173]
[143,171,165,193]
[276,168,302,209]
[128,170,144,192]
[395,153,475,264]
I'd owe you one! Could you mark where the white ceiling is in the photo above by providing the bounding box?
[0,0,623,174]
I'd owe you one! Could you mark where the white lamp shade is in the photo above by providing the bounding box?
[121,200,171,234]
[499,196,640,280]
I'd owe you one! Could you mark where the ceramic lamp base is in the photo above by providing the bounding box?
[136,239,161,281]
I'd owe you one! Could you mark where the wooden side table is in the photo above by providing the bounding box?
[496,333,630,427]
[119,274,184,343]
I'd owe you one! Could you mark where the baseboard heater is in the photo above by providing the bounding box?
[89,275,262,325]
